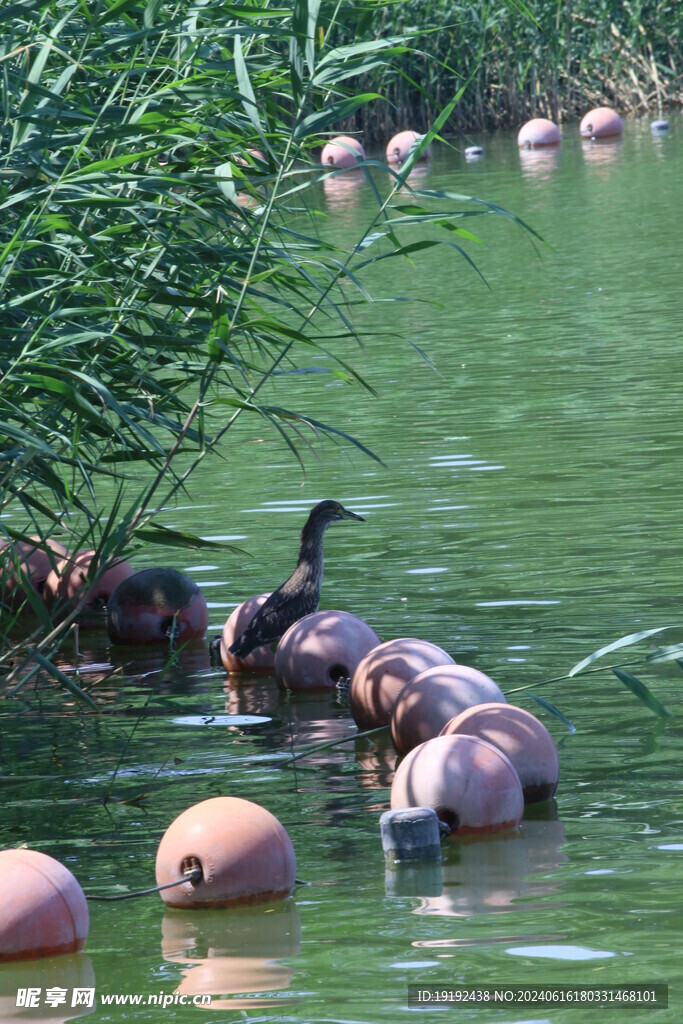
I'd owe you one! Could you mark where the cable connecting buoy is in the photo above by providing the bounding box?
[220,593,276,673]
[580,107,623,139]
[441,702,559,803]
[350,638,455,731]
[320,136,365,168]
[0,849,89,962]
[380,807,442,863]
[107,567,208,645]
[517,118,561,148]
[385,130,429,166]
[155,797,296,908]
[274,610,380,691]
[390,664,506,755]
[391,734,524,837]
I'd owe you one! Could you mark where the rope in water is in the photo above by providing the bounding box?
[85,864,202,901]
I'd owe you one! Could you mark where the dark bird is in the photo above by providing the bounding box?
[228,499,364,659]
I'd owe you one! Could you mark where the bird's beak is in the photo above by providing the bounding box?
[340,506,365,522]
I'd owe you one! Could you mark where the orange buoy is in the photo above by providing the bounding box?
[441,702,559,802]
[274,610,380,691]
[390,733,524,836]
[517,118,561,148]
[320,136,365,168]
[385,130,429,165]
[390,663,506,755]
[45,549,135,615]
[0,849,88,962]
[156,797,296,908]
[580,107,623,139]
[350,638,455,731]
[220,594,275,673]
[1,540,63,608]
[107,567,208,644]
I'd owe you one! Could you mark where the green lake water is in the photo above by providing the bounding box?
[1,115,682,1022]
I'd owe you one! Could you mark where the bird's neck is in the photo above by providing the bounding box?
[296,519,328,577]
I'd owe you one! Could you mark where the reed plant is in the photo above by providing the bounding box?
[0,0,535,694]
[336,0,681,140]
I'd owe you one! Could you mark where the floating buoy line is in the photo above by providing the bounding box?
[85,864,202,902]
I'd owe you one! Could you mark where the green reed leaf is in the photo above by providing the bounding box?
[611,668,672,719]
[527,692,576,733]
[133,524,245,553]
[568,627,671,677]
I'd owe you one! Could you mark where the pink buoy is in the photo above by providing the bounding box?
[350,638,455,731]
[220,594,275,673]
[29,535,69,560]
[107,567,208,645]
[45,548,135,615]
[390,664,506,755]
[274,609,380,691]
[390,733,524,836]
[320,136,365,168]
[1,540,64,608]
[580,107,623,139]
[517,118,561,148]
[235,148,266,167]
[441,702,559,802]
[385,130,429,165]
[156,796,296,908]
[0,849,88,962]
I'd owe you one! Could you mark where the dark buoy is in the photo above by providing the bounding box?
[107,567,208,644]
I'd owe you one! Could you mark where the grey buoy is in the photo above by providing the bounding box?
[650,120,669,132]
[380,807,442,863]
[465,145,484,160]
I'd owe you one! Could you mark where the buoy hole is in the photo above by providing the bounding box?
[328,663,350,684]
[181,856,203,885]
[435,807,459,834]
[161,616,178,639]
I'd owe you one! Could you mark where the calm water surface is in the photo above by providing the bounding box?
[1,116,682,1022]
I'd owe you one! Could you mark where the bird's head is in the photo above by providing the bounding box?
[309,499,365,525]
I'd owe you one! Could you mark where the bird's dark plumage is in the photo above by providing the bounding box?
[229,499,364,659]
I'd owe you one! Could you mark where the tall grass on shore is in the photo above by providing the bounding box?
[0,0,534,695]
[333,0,681,141]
